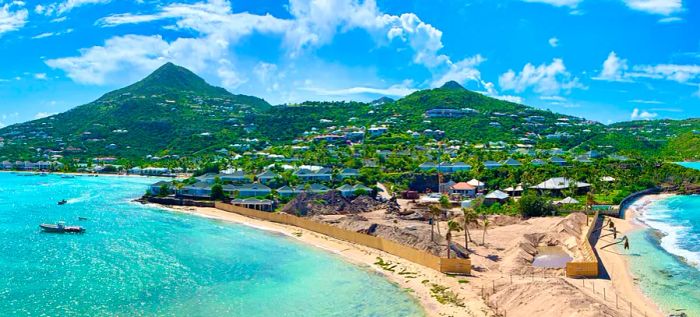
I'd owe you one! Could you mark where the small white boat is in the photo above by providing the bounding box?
[39,222,85,234]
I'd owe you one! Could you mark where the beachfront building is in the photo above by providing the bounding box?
[338,168,360,179]
[230,198,275,212]
[295,167,333,182]
[177,182,213,199]
[221,171,249,183]
[223,183,272,198]
[503,184,524,197]
[554,197,580,205]
[337,184,373,197]
[149,181,174,196]
[530,177,591,196]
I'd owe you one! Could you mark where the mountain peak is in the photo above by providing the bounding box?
[110,62,231,97]
[439,80,466,90]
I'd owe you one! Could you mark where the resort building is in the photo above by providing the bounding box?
[483,161,502,169]
[177,182,213,199]
[530,177,591,196]
[337,184,373,197]
[256,170,279,184]
[230,198,275,212]
[448,182,477,198]
[467,179,486,191]
[484,190,510,205]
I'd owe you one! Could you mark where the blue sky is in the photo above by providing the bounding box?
[0,0,698,126]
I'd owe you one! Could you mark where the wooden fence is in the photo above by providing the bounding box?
[565,211,600,277]
[215,202,470,275]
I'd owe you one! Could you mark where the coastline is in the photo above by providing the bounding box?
[595,193,676,317]
[152,204,493,317]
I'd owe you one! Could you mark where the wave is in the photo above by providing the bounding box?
[66,192,95,204]
[636,199,700,270]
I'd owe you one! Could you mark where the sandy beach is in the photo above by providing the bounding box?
[594,194,677,317]
[159,205,494,317]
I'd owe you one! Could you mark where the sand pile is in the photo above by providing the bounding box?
[327,215,446,256]
[280,191,386,216]
[488,279,621,317]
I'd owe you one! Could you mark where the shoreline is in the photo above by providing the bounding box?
[596,193,677,317]
[150,203,492,317]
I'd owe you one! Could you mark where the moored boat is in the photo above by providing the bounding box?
[39,222,85,233]
[58,199,67,205]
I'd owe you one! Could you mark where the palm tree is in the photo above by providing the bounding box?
[461,207,479,255]
[446,219,463,258]
[428,205,443,242]
[482,216,490,246]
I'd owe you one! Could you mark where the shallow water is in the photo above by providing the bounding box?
[0,173,424,316]
[532,246,572,268]
[625,195,700,315]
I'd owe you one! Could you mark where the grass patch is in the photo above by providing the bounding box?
[374,257,397,272]
[430,284,465,307]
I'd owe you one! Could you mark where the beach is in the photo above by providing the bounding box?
[595,193,678,317]
[161,205,494,317]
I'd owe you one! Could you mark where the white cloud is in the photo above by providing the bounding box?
[431,55,486,88]
[34,112,56,119]
[622,0,682,15]
[303,83,417,97]
[53,0,487,100]
[629,99,663,104]
[548,37,559,47]
[540,95,567,101]
[34,73,47,80]
[628,63,700,83]
[32,32,55,39]
[38,0,111,16]
[630,108,658,120]
[521,0,582,8]
[499,58,584,95]
[595,51,630,82]
[658,16,682,23]
[0,2,28,37]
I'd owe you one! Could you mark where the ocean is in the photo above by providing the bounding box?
[0,173,424,316]
[627,195,700,316]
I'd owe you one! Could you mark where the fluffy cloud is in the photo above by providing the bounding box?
[0,2,28,37]
[595,51,630,81]
[622,0,682,15]
[34,112,57,119]
[302,83,417,97]
[499,58,584,95]
[630,108,658,120]
[52,0,487,99]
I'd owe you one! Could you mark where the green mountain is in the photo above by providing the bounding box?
[1,63,699,162]
[0,63,271,159]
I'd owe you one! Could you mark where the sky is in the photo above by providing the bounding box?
[0,0,699,126]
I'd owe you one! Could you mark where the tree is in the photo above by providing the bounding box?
[482,217,490,246]
[461,208,479,256]
[428,205,443,242]
[211,184,226,201]
[446,219,463,258]
[518,193,555,218]
[439,194,451,209]
[158,184,170,197]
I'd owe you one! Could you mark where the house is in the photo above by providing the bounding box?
[177,182,212,199]
[575,155,592,164]
[483,161,502,169]
[231,198,275,212]
[221,170,249,183]
[439,180,457,194]
[502,158,522,167]
[339,168,360,179]
[425,108,467,118]
[449,182,476,198]
[368,126,388,137]
[337,184,372,197]
[149,181,174,196]
[295,167,333,182]
[307,183,331,194]
[277,185,298,197]
[550,156,568,166]
[225,183,272,198]
[554,197,580,205]
[256,170,279,184]
[503,184,524,197]
[530,177,591,196]
[419,162,437,171]
[484,190,509,205]
[467,179,486,191]
[530,159,546,166]
[196,173,220,184]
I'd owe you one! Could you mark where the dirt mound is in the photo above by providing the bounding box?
[327,215,445,256]
[280,191,387,216]
[488,279,621,317]
[499,213,588,275]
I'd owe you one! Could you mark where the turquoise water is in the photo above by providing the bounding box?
[676,161,700,170]
[625,195,700,315]
[0,173,424,316]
